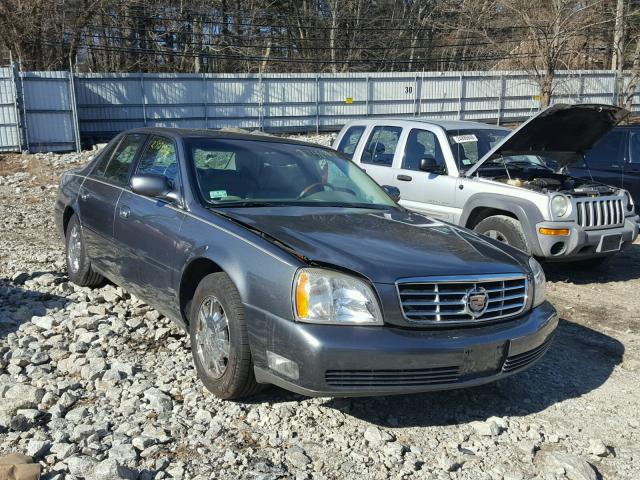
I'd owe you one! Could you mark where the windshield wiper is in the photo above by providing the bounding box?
[210,201,286,208]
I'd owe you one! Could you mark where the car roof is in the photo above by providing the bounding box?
[343,117,509,131]
[120,127,332,149]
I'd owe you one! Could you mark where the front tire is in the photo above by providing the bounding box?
[473,215,530,253]
[188,272,261,399]
[65,214,104,287]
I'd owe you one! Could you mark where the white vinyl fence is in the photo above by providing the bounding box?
[0,69,637,153]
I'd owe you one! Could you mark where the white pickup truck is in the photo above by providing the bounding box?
[334,104,639,265]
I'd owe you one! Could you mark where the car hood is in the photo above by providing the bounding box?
[216,206,528,284]
[465,103,629,176]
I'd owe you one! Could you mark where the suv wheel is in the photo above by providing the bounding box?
[474,215,530,253]
[188,272,262,399]
[65,214,104,287]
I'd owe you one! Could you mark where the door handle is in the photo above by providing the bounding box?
[118,205,131,219]
[80,191,90,201]
[396,174,412,182]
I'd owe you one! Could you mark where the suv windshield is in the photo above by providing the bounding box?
[447,129,509,171]
[186,138,397,209]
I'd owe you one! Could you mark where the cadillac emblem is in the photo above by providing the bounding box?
[465,287,489,318]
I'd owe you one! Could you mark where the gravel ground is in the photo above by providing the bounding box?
[1,138,639,480]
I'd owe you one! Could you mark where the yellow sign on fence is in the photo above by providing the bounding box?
[345,97,353,104]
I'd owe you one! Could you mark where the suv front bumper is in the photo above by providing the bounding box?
[535,215,639,260]
[251,302,558,397]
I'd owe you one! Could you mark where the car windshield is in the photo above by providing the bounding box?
[446,128,509,171]
[186,138,397,209]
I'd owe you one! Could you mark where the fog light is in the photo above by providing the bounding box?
[539,227,570,236]
[266,351,299,380]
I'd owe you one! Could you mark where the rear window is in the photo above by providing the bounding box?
[336,126,366,159]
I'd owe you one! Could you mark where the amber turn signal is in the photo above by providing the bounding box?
[295,270,310,318]
[538,227,570,236]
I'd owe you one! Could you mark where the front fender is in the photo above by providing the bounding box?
[460,193,546,257]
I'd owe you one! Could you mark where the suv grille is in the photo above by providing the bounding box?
[397,275,528,325]
[575,198,624,229]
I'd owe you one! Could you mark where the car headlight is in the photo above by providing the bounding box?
[624,191,634,212]
[293,268,383,325]
[529,257,546,308]
[550,194,569,218]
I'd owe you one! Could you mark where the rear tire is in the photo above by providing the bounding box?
[188,272,261,399]
[65,214,104,287]
[474,215,530,254]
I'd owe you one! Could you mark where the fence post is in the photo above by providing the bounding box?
[68,62,81,153]
[140,73,147,126]
[19,66,30,152]
[202,72,208,129]
[315,74,320,135]
[457,73,464,120]
[497,74,505,126]
[365,76,370,116]
[9,54,22,152]
[258,72,264,131]
[414,74,419,116]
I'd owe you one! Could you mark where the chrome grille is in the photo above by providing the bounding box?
[396,274,528,325]
[575,198,624,229]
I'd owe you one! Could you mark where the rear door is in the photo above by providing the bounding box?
[568,129,627,188]
[393,128,458,221]
[358,125,402,187]
[625,129,640,212]
[79,134,146,276]
[113,135,185,318]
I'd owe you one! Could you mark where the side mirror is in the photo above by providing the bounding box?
[130,174,178,203]
[420,156,440,173]
[382,185,401,203]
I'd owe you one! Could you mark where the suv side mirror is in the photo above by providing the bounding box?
[382,185,401,203]
[130,174,178,203]
[420,156,440,173]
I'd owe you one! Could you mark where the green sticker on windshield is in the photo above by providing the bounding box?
[209,190,227,199]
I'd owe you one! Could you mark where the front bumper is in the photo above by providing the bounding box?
[250,302,558,397]
[535,216,639,260]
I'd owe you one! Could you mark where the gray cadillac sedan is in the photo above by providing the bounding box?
[54,129,557,399]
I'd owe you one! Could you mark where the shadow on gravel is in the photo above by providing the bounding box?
[544,243,640,284]
[246,319,624,427]
[319,319,624,427]
[0,278,70,339]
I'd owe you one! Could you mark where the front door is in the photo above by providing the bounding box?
[395,128,458,221]
[113,135,185,318]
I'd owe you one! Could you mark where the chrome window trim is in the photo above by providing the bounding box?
[395,273,530,326]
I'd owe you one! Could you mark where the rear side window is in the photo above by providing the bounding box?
[103,134,146,185]
[585,130,626,167]
[136,136,179,186]
[361,126,402,166]
[92,140,119,177]
[336,126,365,159]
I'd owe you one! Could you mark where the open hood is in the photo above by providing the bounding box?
[465,103,629,177]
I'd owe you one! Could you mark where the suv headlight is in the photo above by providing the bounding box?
[550,194,569,218]
[624,191,634,212]
[293,268,383,325]
[529,257,546,308]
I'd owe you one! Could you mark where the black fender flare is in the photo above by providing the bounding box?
[460,193,546,256]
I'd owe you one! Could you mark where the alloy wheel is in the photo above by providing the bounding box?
[195,295,231,379]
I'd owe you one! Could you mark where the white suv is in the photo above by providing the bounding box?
[334,104,639,264]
